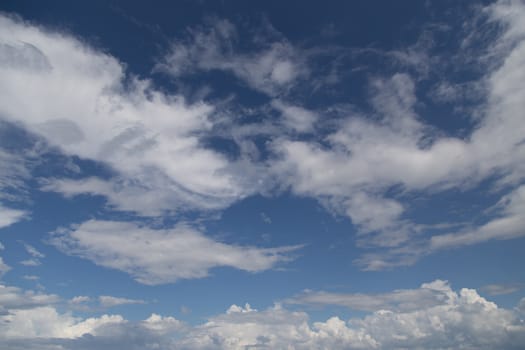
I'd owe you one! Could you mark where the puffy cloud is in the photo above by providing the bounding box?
[142,313,184,334]
[0,282,182,348]
[49,220,301,285]
[0,306,124,339]
[348,288,525,349]
[0,283,125,340]
[0,280,524,349]
[0,14,252,217]
[178,280,525,349]
[176,303,374,350]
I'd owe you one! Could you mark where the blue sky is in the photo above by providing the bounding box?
[0,0,525,348]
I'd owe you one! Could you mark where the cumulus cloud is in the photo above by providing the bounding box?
[0,280,524,349]
[0,282,181,348]
[177,303,377,349]
[0,283,126,340]
[177,281,525,349]
[142,313,184,334]
[49,220,301,285]
[0,306,125,339]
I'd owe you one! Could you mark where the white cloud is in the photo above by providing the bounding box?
[18,242,45,267]
[0,257,10,276]
[20,242,45,258]
[268,0,525,268]
[0,205,27,229]
[0,148,30,202]
[178,280,525,349]
[142,313,184,334]
[49,220,301,285]
[1,0,524,276]
[0,280,524,349]
[343,192,412,248]
[20,259,41,267]
[271,99,317,133]
[0,14,253,217]
[0,145,32,229]
[0,283,125,340]
[0,284,58,309]
[157,18,306,96]
[430,185,525,249]
[481,283,523,296]
[0,306,125,339]
[287,280,454,312]
[99,295,146,308]
[70,295,91,304]
[270,72,471,197]
[347,287,524,349]
[41,176,236,216]
[518,298,525,314]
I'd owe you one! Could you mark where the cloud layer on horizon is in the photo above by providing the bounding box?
[0,280,524,349]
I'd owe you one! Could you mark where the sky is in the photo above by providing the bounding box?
[0,0,525,349]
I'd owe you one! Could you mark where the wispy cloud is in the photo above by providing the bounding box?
[481,283,523,296]
[98,295,146,308]
[286,280,453,312]
[49,220,301,285]
[156,17,308,97]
